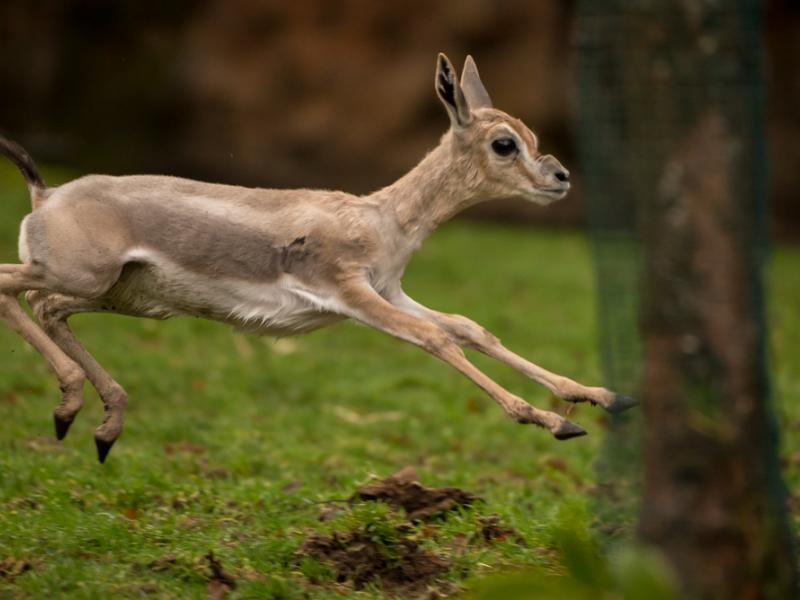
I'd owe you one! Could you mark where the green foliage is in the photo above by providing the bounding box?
[471,507,676,599]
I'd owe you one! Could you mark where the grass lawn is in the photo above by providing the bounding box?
[0,163,798,598]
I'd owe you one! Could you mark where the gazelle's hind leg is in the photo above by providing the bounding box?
[27,291,126,463]
[0,265,86,439]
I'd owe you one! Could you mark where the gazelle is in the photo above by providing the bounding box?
[0,54,635,463]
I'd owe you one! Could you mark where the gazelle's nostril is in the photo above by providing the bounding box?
[555,170,569,183]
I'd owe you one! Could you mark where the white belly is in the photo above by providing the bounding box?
[102,251,347,336]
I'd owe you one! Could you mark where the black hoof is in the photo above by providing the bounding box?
[606,394,639,414]
[95,437,115,464]
[553,420,588,440]
[54,415,74,441]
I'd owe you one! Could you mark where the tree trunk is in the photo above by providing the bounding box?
[577,1,797,597]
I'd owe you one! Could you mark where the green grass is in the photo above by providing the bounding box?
[0,163,798,598]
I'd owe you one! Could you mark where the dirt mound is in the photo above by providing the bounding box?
[299,525,449,593]
[474,514,526,545]
[298,468,526,595]
[351,466,480,521]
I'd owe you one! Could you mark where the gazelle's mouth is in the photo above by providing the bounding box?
[537,185,570,199]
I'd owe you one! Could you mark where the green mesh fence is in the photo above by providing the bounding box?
[574,0,775,537]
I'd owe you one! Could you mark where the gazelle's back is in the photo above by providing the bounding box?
[23,175,362,283]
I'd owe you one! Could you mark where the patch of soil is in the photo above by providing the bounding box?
[473,514,526,545]
[145,553,236,599]
[112,583,160,596]
[6,496,42,511]
[171,491,201,510]
[317,505,342,522]
[298,525,449,594]
[204,552,236,599]
[164,441,207,455]
[0,557,31,582]
[25,437,62,453]
[203,466,230,480]
[352,466,480,521]
[146,554,179,572]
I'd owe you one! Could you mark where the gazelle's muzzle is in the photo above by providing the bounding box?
[537,155,570,191]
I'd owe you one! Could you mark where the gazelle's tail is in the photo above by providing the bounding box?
[0,133,46,209]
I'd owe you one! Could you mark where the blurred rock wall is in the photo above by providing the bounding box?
[0,0,797,233]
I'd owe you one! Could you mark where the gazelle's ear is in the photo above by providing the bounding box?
[435,53,472,128]
[460,55,492,110]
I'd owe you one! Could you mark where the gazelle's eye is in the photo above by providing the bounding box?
[491,137,517,157]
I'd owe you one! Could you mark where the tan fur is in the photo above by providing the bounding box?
[0,54,633,461]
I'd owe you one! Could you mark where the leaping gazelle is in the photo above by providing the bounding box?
[0,54,636,463]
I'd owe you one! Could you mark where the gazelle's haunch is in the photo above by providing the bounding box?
[0,54,636,463]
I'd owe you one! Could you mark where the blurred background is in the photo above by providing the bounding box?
[0,0,797,235]
[1,2,799,598]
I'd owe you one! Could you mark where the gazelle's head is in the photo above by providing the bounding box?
[435,53,570,205]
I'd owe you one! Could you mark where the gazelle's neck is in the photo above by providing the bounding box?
[367,132,481,243]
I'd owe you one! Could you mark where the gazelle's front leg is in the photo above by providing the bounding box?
[388,289,636,414]
[339,279,586,440]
